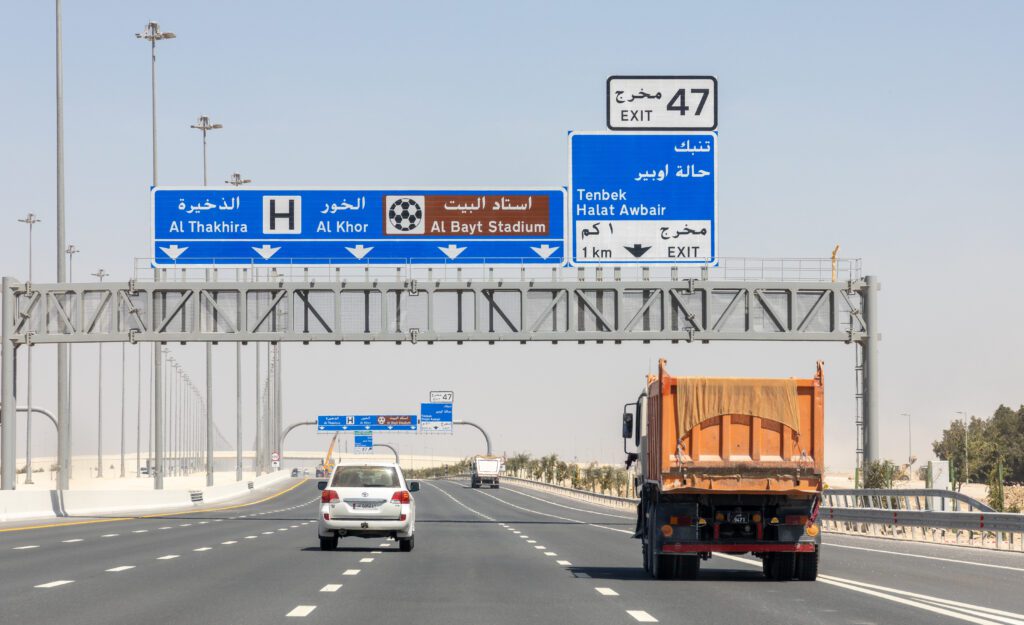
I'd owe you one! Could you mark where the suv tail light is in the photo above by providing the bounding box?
[391,490,411,504]
[321,489,339,504]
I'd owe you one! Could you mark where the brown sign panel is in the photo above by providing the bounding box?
[383,194,550,237]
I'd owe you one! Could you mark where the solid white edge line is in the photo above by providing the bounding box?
[823,541,1024,573]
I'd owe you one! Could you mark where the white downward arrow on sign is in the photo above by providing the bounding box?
[159,245,188,260]
[346,244,373,260]
[252,244,281,260]
[530,244,559,260]
[438,244,467,260]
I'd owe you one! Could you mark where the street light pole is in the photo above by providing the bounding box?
[55,0,71,491]
[190,115,222,186]
[92,269,108,478]
[227,175,251,481]
[956,410,969,484]
[137,21,174,489]
[900,412,912,469]
[18,213,41,484]
[65,244,78,480]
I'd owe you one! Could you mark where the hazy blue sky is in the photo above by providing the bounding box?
[2,1,1022,471]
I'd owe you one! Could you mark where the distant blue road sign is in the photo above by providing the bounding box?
[420,402,453,434]
[569,132,717,264]
[152,188,566,266]
[317,415,418,432]
[354,431,373,454]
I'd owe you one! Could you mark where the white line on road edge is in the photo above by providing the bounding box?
[320,584,342,592]
[423,481,497,522]
[627,610,658,622]
[715,554,1021,625]
[286,605,317,617]
[106,566,135,572]
[596,587,619,596]
[343,569,360,576]
[157,555,179,560]
[14,545,39,550]
[471,488,631,534]
[35,580,74,589]
[501,485,634,519]
[823,541,1024,573]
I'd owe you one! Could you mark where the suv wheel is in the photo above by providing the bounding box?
[319,535,338,551]
[399,535,415,552]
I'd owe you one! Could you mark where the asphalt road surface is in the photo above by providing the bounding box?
[2,478,1022,624]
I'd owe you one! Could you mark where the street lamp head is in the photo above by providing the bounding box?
[136,22,175,42]
[91,268,109,281]
[65,244,79,255]
[190,115,222,132]
[226,173,252,186]
[18,213,41,225]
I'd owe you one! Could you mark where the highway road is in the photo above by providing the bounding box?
[2,478,1022,625]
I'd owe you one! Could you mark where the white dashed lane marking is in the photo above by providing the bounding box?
[544,552,557,556]
[14,545,39,550]
[596,587,618,596]
[101,534,118,538]
[371,550,382,554]
[132,530,148,534]
[245,535,257,539]
[158,526,172,530]
[320,584,342,592]
[157,555,179,560]
[627,610,658,622]
[343,569,360,576]
[62,539,83,543]
[35,580,74,589]
[556,560,572,566]
[193,547,212,552]
[286,605,317,617]
[221,541,237,545]
[359,558,374,563]
[534,546,546,550]
[106,566,135,573]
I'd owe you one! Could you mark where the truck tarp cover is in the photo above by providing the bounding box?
[476,459,500,473]
[675,377,801,435]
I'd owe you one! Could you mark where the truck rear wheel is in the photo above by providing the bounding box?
[651,553,674,580]
[796,550,819,581]
[768,552,796,580]
[675,555,700,580]
[319,535,338,551]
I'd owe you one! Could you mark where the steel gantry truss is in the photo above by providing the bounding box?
[0,261,880,490]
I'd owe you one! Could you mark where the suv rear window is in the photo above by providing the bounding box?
[331,466,401,488]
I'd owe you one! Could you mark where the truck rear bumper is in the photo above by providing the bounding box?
[662,543,815,554]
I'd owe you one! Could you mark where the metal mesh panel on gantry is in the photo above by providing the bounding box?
[525,290,568,333]
[119,291,150,333]
[339,291,382,334]
[81,289,115,334]
[708,289,745,333]
[246,290,288,333]
[621,289,664,333]
[154,289,195,334]
[479,290,521,334]
[433,291,475,333]
[290,290,334,335]
[750,290,789,333]
[575,289,616,332]
[386,290,428,334]
[668,290,704,332]
[44,291,76,334]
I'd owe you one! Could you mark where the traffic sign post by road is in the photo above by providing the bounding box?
[607,76,717,130]
[270,451,280,462]
[317,414,418,432]
[152,188,566,266]
[353,431,373,454]
[420,402,453,434]
[569,132,717,264]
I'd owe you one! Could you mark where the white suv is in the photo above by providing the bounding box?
[317,462,418,552]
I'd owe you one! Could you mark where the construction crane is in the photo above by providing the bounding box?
[316,433,339,477]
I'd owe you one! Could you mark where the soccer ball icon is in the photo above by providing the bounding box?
[387,197,423,233]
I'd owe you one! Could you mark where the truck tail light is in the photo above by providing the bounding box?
[660,524,673,537]
[321,489,339,504]
[391,490,411,504]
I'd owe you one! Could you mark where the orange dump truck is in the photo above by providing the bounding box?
[621,359,824,580]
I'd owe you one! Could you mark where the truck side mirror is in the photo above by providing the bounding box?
[316,480,327,491]
[635,400,643,447]
[409,481,420,492]
[622,411,634,439]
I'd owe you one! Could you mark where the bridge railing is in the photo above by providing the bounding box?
[465,476,1024,552]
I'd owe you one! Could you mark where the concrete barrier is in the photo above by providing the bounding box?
[0,471,298,523]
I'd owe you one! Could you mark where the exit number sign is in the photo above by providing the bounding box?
[607,76,717,131]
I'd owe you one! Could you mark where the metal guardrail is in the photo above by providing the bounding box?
[498,476,638,511]
[470,476,1024,552]
[823,488,993,512]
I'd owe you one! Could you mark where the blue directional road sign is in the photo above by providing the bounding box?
[353,431,373,454]
[317,415,418,432]
[152,188,566,266]
[569,132,717,264]
[420,402,453,434]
